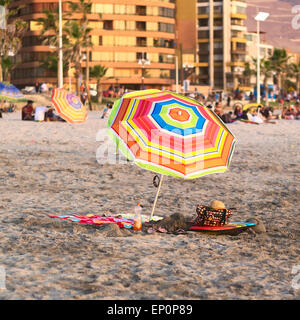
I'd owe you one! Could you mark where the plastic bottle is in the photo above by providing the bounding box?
[133,203,142,231]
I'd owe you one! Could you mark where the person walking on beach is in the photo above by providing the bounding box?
[227,95,231,107]
[35,82,40,94]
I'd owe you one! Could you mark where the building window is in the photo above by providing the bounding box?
[198,19,209,27]
[214,54,223,61]
[231,18,244,26]
[236,6,246,14]
[103,20,113,30]
[214,18,223,26]
[114,20,125,30]
[158,23,174,33]
[126,5,135,15]
[147,22,158,31]
[136,21,146,31]
[199,43,209,52]
[136,37,147,47]
[136,5,146,16]
[92,4,113,14]
[159,7,175,18]
[214,6,222,14]
[126,21,135,30]
[198,6,209,14]
[214,30,223,38]
[198,30,209,38]
[245,34,253,41]
[146,6,159,16]
[136,52,148,60]
[114,4,126,14]
[153,38,174,48]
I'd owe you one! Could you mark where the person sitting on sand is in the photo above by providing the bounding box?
[22,100,34,121]
[259,106,278,123]
[101,102,113,119]
[249,109,264,124]
[233,104,243,119]
[282,106,295,120]
[214,102,223,117]
[44,107,65,122]
[214,103,233,124]
[34,105,50,122]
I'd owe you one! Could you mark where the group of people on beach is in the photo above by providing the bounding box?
[281,105,300,120]
[212,102,300,124]
[21,100,65,122]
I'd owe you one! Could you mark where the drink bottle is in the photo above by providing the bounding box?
[133,203,142,231]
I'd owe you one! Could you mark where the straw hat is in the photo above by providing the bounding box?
[210,200,226,209]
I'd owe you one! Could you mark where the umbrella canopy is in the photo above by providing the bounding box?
[242,102,260,111]
[107,90,236,179]
[0,82,26,102]
[51,88,87,123]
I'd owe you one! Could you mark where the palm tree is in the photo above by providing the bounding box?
[90,65,108,104]
[66,0,95,110]
[269,48,290,96]
[0,0,27,82]
[64,20,93,97]
[288,62,300,93]
[40,53,69,77]
[259,58,273,102]
[36,8,70,87]
[1,56,17,82]
[243,61,255,85]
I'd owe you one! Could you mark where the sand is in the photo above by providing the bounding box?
[0,111,299,300]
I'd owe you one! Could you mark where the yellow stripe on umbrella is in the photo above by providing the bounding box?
[51,88,88,123]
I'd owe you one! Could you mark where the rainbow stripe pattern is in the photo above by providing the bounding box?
[51,88,88,123]
[107,89,236,179]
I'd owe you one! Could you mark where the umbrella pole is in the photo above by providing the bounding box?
[150,174,164,220]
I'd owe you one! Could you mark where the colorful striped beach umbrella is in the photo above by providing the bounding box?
[107,89,236,218]
[51,88,87,123]
[0,82,26,102]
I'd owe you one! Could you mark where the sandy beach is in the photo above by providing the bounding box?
[0,111,299,300]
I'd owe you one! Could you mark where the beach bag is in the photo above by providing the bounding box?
[194,205,233,227]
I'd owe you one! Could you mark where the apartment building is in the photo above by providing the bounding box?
[10,0,176,91]
[194,0,248,92]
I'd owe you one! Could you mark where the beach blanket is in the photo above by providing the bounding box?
[189,222,256,235]
[48,213,163,229]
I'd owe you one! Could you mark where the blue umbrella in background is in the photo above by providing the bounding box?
[0,82,26,102]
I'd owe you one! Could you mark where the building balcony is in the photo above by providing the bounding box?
[230,13,247,20]
[231,37,246,43]
[228,61,245,67]
[231,49,246,55]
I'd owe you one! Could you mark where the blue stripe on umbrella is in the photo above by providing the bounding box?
[151,100,206,136]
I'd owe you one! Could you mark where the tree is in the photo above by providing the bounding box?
[64,20,93,97]
[256,58,274,101]
[36,8,70,87]
[1,55,17,82]
[0,0,27,82]
[269,48,290,95]
[66,0,94,110]
[90,65,108,104]
[288,62,300,93]
[243,61,255,84]
[40,53,69,77]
